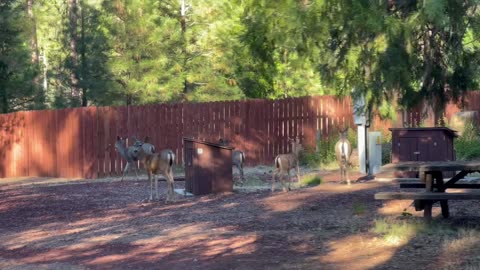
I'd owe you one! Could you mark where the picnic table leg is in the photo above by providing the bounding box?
[440,200,449,218]
[423,173,434,220]
[434,171,450,218]
[423,201,433,220]
[425,173,433,191]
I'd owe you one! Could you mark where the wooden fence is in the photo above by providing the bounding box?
[0,93,479,179]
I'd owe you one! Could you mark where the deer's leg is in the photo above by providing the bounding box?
[170,168,175,201]
[233,164,239,185]
[271,170,275,192]
[296,164,300,182]
[163,170,171,203]
[346,163,351,185]
[271,170,277,192]
[239,164,245,185]
[165,170,175,203]
[154,175,159,200]
[169,174,175,203]
[148,171,154,201]
[287,170,292,191]
[122,162,131,181]
[133,162,139,181]
[282,171,289,192]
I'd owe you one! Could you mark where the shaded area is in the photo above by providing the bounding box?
[0,176,479,269]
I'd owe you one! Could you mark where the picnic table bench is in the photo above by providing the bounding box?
[375,161,480,219]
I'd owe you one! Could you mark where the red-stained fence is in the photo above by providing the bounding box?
[0,94,479,179]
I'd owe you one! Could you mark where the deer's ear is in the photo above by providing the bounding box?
[116,135,121,140]
[144,136,150,143]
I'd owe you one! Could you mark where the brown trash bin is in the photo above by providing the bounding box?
[389,127,457,178]
[184,137,234,195]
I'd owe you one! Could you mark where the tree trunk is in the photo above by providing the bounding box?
[0,83,9,114]
[68,0,81,104]
[421,96,445,127]
[27,0,39,64]
[180,0,188,98]
[421,100,436,127]
[79,0,87,106]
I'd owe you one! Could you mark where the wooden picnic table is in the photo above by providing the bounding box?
[375,161,480,219]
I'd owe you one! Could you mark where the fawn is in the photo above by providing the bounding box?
[272,137,303,192]
[114,136,141,181]
[133,136,176,202]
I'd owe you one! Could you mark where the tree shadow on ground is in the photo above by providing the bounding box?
[0,179,479,270]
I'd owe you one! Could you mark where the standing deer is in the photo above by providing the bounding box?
[218,138,246,185]
[133,136,176,202]
[335,127,353,185]
[272,137,303,192]
[114,136,141,181]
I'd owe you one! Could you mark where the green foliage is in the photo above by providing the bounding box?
[352,201,366,216]
[347,127,358,149]
[0,0,42,113]
[299,135,338,168]
[299,174,322,187]
[382,132,393,164]
[373,218,455,244]
[305,0,480,121]
[2,0,480,111]
[300,128,357,168]
[235,0,330,98]
[382,142,392,165]
[454,123,480,161]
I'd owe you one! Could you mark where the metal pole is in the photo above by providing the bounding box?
[365,124,371,176]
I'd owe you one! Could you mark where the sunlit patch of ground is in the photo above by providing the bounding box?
[1,168,480,270]
[315,234,400,270]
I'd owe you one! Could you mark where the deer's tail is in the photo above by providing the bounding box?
[274,156,281,169]
[241,151,246,164]
[168,150,175,167]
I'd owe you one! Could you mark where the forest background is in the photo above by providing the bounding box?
[1,0,480,122]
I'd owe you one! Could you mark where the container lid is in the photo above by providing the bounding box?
[183,137,235,150]
[388,127,458,137]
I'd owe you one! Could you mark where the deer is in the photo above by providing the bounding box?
[271,137,304,192]
[335,127,353,185]
[114,136,141,181]
[133,136,176,202]
[218,138,246,185]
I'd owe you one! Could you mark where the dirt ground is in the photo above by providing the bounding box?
[1,168,480,270]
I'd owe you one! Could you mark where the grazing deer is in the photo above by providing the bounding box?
[272,137,303,192]
[218,138,246,185]
[114,136,141,181]
[335,127,353,185]
[133,136,176,202]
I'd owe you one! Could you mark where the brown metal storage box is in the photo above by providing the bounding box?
[390,127,457,177]
[184,138,234,195]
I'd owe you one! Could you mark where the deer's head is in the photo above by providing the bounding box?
[218,138,231,146]
[289,137,304,155]
[115,136,141,160]
[132,136,156,156]
[339,127,349,141]
[114,136,126,152]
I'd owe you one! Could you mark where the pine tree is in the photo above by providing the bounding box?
[0,0,41,113]
[305,0,480,123]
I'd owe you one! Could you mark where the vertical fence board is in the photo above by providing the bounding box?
[4,94,480,179]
